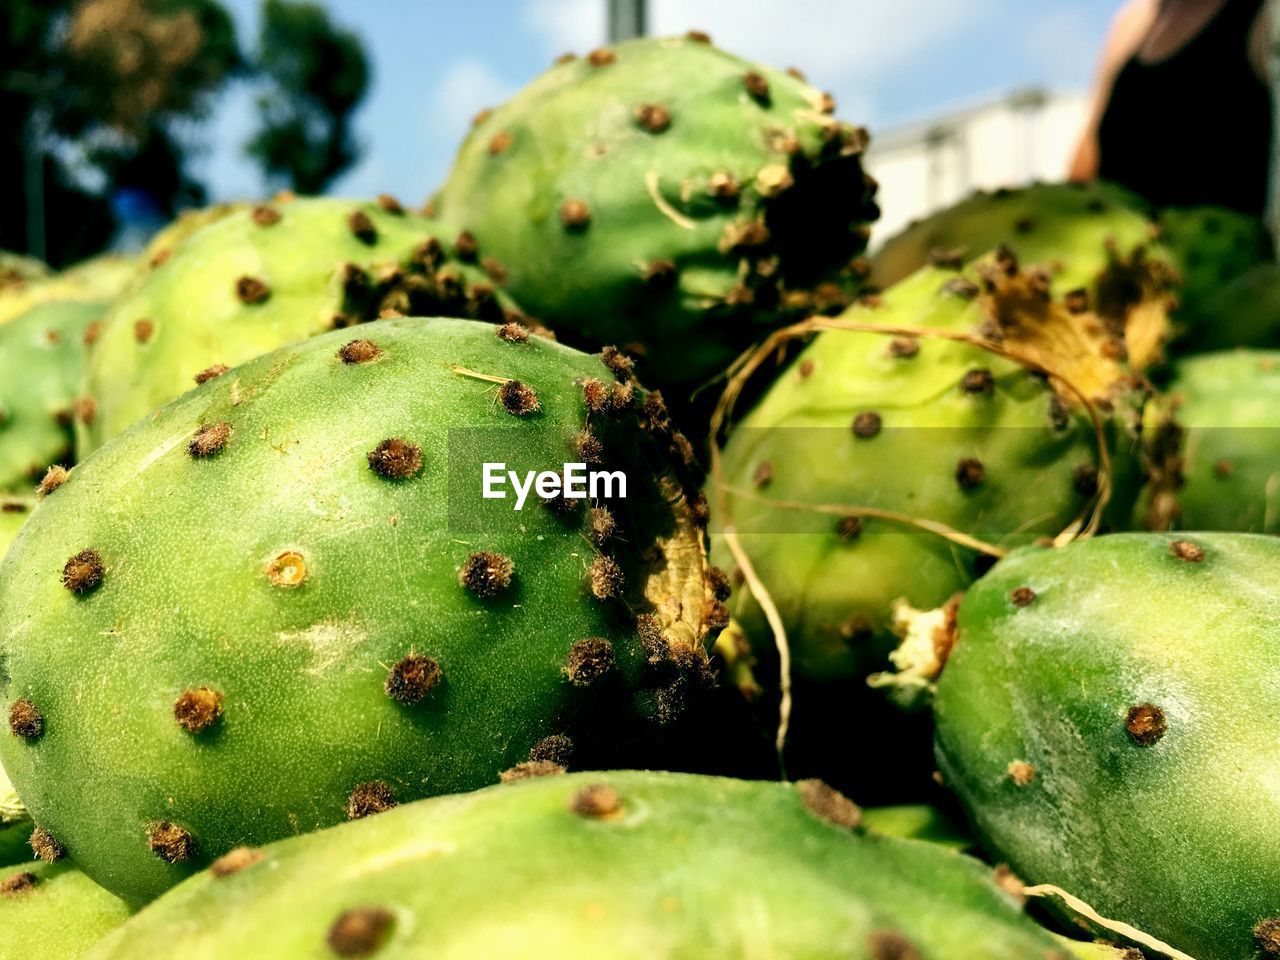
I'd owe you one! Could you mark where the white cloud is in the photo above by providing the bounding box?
[651,0,993,82]
[392,58,520,199]
[430,59,517,139]
[523,0,607,57]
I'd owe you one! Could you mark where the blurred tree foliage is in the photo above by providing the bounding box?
[1,0,368,266]
[247,0,369,195]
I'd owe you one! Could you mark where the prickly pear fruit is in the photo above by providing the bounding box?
[1052,937,1144,960]
[1141,350,1280,533]
[1175,262,1280,353]
[88,771,1065,959]
[0,498,32,560]
[0,759,31,866]
[136,203,243,276]
[861,803,971,850]
[710,254,1145,686]
[1155,205,1273,340]
[0,504,34,868]
[933,532,1280,960]
[0,300,105,491]
[0,318,720,905]
[0,250,52,292]
[435,34,879,388]
[78,196,523,452]
[0,860,131,959]
[0,254,133,327]
[869,182,1178,367]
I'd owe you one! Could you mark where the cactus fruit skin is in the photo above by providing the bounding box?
[136,203,243,277]
[78,197,522,453]
[1155,205,1274,343]
[933,533,1280,960]
[0,861,131,959]
[1176,263,1280,353]
[0,250,52,292]
[0,318,719,906]
[0,758,32,867]
[861,803,972,851]
[435,35,879,388]
[0,255,133,327]
[0,301,105,492]
[0,498,33,560]
[871,182,1149,292]
[1052,937,1144,960]
[88,771,1065,959]
[1142,350,1280,533]
[869,182,1177,368]
[0,505,34,868]
[710,259,1145,685]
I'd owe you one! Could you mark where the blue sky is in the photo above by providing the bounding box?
[197,0,1125,206]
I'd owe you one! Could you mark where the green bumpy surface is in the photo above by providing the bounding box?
[0,758,31,867]
[1,318,718,905]
[79,197,521,453]
[89,771,1064,959]
[710,262,1143,683]
[0,861,131,960]
[869,182,1175,367]
[0,250,52,290]
[436,34,878,388]
[861,803,971,851]
[871,181,1150,294]
[1144,350,1280,533]
[1156,205,1273,344]
[0,255,133,327]
[0,499,32,560]
[1178,263,1280,353]
[0,502,34,867]
[934,533,1280,960]
[0,300,105,491]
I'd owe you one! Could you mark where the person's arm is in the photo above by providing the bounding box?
[1069,0,1158,181]
[1248,1,1271,83]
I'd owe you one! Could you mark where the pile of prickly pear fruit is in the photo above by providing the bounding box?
[0,28,1278,960]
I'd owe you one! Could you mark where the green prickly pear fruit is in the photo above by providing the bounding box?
[1141,350,1280,533]
[932,532,1280,960]
[0,860,131,959]
[1175,262,1280,353]
[0,498,33,560]
[869,182,1178,368]
[0,300,105,492]
[0,318,721,905]
[860,803,972,851]
[1155,205,1273,340]
[87,771,1066,959]
[1051,937,1144,960]
[0,254,133,327]
[710,253,1145,688]
[136,203,244,276]
[0,250,52,292]
[0,759,32,866]
[435,34,879,389]
[78,196,524,453]
[0,503,34,868]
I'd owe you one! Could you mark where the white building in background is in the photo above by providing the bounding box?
[864,89,1089,244]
